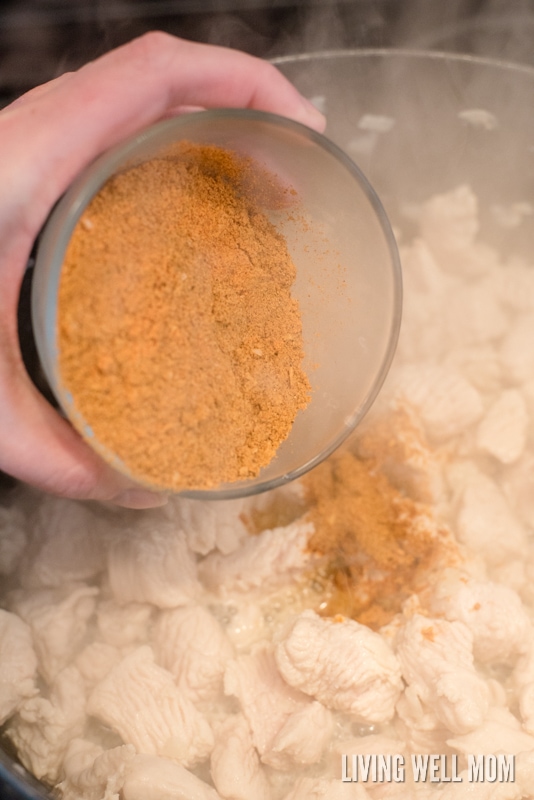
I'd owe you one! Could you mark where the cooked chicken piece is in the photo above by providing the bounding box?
[166,497,248,555]
[224,644,308,757]
[199,520,315,596]
[122,754,222,800]
[0,609,37,724]
[107,514,200,608]
[394,365,483,441]
[503,452,534,529]
[275,611,402,724]
[512,642,534,733]
[96,599,153,648]
[210,714,271,800]
[6,665,87,784]
[20,496,106,589]
[476,389,528,464]
[396,614,489,735]
[419,185,479,256]
[0,503,27,576]
[75,641,123,688]
[455,472,527,566]
[264,699,333,770]
[59,739,135,800]
[500,313,534,384]
[430,575,531,664]
[445,278,507,349]
[87,645,213,768]
[153,605,234,703]
[11,585,98,683]
[282,776,370,800]
[447,706,534,755]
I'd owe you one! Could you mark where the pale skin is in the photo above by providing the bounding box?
[0,32,325,508]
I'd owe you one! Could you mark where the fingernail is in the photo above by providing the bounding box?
[298,96,326,132]
[111,488,168,509]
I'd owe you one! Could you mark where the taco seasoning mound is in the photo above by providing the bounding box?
[57,142,311,491]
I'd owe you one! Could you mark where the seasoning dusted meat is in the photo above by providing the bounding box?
[87,646,213,768]
[275,610,402,724]
[198,519,315,596]
[210,714,271,800]
[0,609,37,724]
[121,754,223,800]
[107,514,200,608]
[395,614,490,735]
[152,605,234,703]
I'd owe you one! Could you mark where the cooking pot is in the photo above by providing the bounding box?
[3,48,534,799]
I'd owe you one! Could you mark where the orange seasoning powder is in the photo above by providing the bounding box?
[57,142,311,491]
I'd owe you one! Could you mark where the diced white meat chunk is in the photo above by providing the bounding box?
[430,576,531,664]
[152,606,234,703]
[476,389,528,464]
[447,706,534,755]
[11,585,98,683]
[419,185,479,256]
[6,665,87,784]
[21,496,106,588]
[59,739,135,800]
[0,609,37,724]
[210,714,271,800]
[455,472,527,566]
[87,645,213,767]
[199,520,315,596]
[107,513,200,608]
[275,610,402,724]
[264,700,333,770]
[394,365,483,441]
[503,453,534,529]
[0,504,27,576]
[224,644,308,758]
[96,599,153,648]
[75,641,123,688]
[445,279,507,348]
[512,643,534,733]
[166,497,248,556]
[122,754,223,800]
[282,776,370,800]
[500,313,534,384]
[444,344,503,395]
[395,614,489,735]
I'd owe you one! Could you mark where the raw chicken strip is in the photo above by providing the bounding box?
[107,514,200,608]
[87,646,213,768]
[476,389,528,464]
[224,644,308,757]
[0,504,27,576]
[394,365,483,441]
[275,611,402,724]
[166,497,248,555]
[21,496,106,588]
[7,666,86,784]
[210,714,271,800]
[265,700,333,770]
[431,576,531,663]
[0,609,37,724]
[455,473,527,565]
[199,520,315,596]
[396,614,489,735]
[59,739,135,800]
[11,585,98,683]
[153,605,234,703]
[122,754,222,800]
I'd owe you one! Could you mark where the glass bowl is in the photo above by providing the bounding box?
[31,108,401,499]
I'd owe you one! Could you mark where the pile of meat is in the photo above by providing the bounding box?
[2,185,534,800]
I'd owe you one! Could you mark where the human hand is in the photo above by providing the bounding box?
[0,33,325,508]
